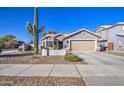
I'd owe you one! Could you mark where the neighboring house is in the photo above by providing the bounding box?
[42,28,101,52]
[95,22,124,51]
[29,43,43,50]
[42,33,68,49]
[16,40,25,48]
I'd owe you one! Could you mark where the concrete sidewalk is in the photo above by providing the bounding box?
[0,64,80,77]
[0,64,124,85]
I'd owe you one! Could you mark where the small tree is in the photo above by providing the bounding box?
[28,40,33,44]
[26,7,45,54]
[0,37,5,53]
[43,30,57,37]
[0,42,4,53]
[10,39,18,50]
[47,30,57,34]
[0,35,18,49]
[43,33,47,37]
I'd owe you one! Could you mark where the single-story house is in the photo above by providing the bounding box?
[63,29,101,52]
[42,33,68,49]
[42,28,101,52]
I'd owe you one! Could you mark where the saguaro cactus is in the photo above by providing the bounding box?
[26,7,45,54]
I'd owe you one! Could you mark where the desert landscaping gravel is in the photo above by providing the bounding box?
[0,55,86,64]
[0,76,85,86]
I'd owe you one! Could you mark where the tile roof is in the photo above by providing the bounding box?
[96,22,124,32]
[64,28,101,39]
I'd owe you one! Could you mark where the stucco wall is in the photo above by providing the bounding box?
[49,49,66,56]
[63,31,100,51]
[96,25,124,51]
[98,30,107,40]
[68,31,99,39]
[115,36,124,50]
[55,35,65,41]
[42,49,66,56]
[106,25,124,50]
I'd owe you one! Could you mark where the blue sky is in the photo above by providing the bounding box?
[0,7,124,43]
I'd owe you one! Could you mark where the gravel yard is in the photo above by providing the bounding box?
[0,53,86,64]
[105,51,124,57]
[0,76,85,86]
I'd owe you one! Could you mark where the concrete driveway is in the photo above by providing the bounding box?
[75,52,124,86]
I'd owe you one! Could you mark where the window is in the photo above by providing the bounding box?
[99,31,102,36]
[122,26,124,30]
[48,37,52,40]
[43,41,45,46]
[54,41,57,45]
[66,40,69,43]
[46,41,53,47]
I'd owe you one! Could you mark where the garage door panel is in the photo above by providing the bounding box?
[71,40,95,51]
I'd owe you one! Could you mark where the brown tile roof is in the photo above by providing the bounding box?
[42,33,68,40]
[42,34,56,40]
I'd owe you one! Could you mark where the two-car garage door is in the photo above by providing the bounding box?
[70,40,95,51]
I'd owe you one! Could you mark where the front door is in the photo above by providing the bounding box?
[108,42,113,50]
[59,41,63,49]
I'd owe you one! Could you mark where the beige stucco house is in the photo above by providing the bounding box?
[63,29,101,52]
[42,28,101,52]
[42,33,68,49]
[42,22,124,53]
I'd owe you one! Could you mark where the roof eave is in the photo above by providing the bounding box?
[63,29,101,40]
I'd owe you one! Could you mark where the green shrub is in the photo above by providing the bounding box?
[17,47,23,52]
[0,43,4,53]
[0,49,2,53]
[40,46,45,50]
[64,53,82,62]
[53,45,58,49]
